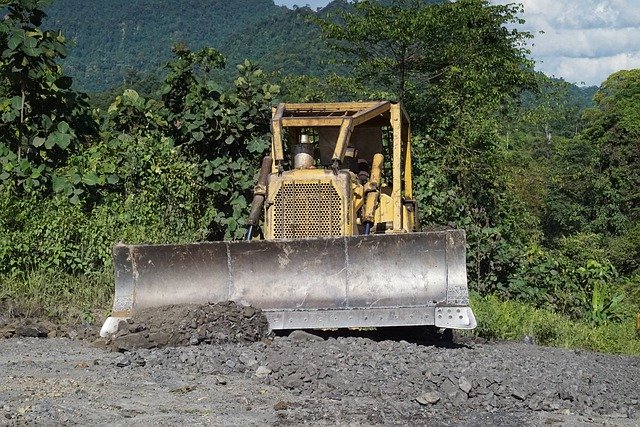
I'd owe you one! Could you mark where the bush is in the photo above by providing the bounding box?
[470,295,640,355]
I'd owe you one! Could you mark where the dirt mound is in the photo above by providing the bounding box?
[103,301,270,351]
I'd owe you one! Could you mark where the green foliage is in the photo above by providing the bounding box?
[0,0,96,192]
[0,270,112,323]
[160,46,279,239]
[470,295,640,355]
[583,69,640,236]
[312,0,437,101]
[1,40,279,282]
[43,0,334,92]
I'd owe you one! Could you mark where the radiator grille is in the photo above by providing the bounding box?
[273,182,343,239]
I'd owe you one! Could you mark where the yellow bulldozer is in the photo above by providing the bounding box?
[100,101,476,336]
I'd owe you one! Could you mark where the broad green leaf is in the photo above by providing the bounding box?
[10,96,22,110]
[82,172,99,186]
[57,133,71,149]
[8,35,22,50]
[57,121,70,133]
[22,46,42,57]
[44,134,57,149]
[52,175,67,192]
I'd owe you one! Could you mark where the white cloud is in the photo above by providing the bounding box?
[538,53,640,85]
[493,0,640,85]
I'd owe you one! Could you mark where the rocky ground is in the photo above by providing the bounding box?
[1,302,639,426]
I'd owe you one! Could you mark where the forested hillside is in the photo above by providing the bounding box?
[44,0,338,92]
[1,0,638,353]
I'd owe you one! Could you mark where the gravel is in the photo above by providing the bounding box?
[0,303,638,426]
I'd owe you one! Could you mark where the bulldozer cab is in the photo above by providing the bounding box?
[261,101,417,239]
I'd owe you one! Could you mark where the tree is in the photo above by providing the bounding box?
[581,69,640,274]
[583,70,640,234]
[160,46,280,239]
[312,0,436,102]
[0,0,96,192]
[313,0,535,113]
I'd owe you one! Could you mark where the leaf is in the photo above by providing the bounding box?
[8,35,22,50]
[44,134,56,149]
[82,172,99,186]
[23,35,38,49]
[10,96,22,110]
[22,46,42,57]
[52,175,68,193]
[57,121,70,133]
[54,76,73,89]
[57,133,71,149]
[32,136,45,147]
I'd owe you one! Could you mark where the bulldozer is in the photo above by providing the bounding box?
[100,101,476,336]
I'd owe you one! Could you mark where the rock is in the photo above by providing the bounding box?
[255,366,272,378]
[242,306,256,318]
[15,325,48,338]
[274,401,295,411]
[459,377,473,394]
[0,326,16,338]
[239,354,257,367]
[440,378,458,396]
[114,355,131,367]
[147,332,171,346]
[288,330,323,342]
[511,389,527,401]
[113,332,154,351]
[416,391,441,405]
[91,339,109,350]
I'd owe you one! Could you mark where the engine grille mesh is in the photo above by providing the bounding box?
[273,182,343,239]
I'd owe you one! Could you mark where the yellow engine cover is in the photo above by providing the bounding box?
[265,169,356,239]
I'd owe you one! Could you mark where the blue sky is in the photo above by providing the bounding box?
[273,0,640,86]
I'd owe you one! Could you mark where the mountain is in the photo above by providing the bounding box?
[43,0,338,92]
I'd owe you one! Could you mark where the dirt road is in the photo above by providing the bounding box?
[1,303,638,425]
[1,326,638,426]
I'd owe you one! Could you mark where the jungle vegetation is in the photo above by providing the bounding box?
[1,0,637,352]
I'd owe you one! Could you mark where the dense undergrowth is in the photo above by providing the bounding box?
[470,295,640,356]
[1,1,638,355]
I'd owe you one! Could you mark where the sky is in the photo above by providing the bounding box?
[273,0,640,87]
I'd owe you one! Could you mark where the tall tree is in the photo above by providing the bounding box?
[583,69,640,234]
[313,0,535,114]
[0,0,96,192]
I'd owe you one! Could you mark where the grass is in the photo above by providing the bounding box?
[0,271,113,325]
[469,294,640,356]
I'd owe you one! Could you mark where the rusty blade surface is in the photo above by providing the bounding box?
[109,231,475,330]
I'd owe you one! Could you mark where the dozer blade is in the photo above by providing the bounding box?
[100,231,476,336]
